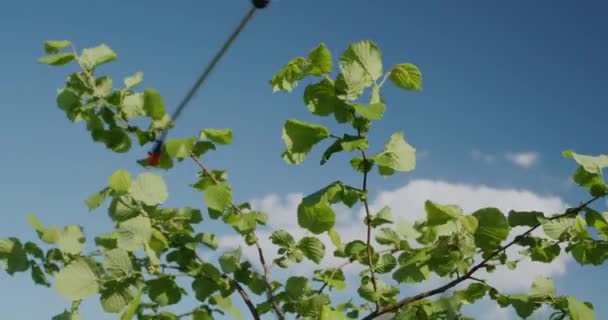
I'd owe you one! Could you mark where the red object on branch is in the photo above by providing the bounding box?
[147,151,161,166]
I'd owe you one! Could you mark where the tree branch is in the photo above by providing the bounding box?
[361,196,603,320]
[190,155,285,320]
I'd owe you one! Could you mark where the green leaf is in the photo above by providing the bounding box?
[567,296,596,320]
[55,258,99,300]
[203,183,233,217]
[455,283,488,304]
[572,166,608,197]
[375,254,398,273]
[286,276,310,299]
[108,169,132,193]
[296,293,331,317]
[190,309,213,320]
[120,287,143,320]
[282,119,330,164]
[270,57,307,92]
[313,269,346,291]
[120,93,145,120]
[396,219,421,239]
[38,53,75,66]
[198,232,219,250]
[192,276,219,302]
[117,216,152,251]
[143,88,166,120]
[298,237,325,263]
[80,44,117,70]
[95,76,113,97]
[340,135,368,152]
[460,216,479,234]
[306,43,332,76]
[27,214,60,244]
[369,206,394,227]
[192,141,216,157]
[164,137,197,160]
[518,236,561,263]
[103,248,133,277]
[95,233,118,249]
[100,278,140,313]
[304,79,341,116]
[147,277,182,306]
[201,128,233,145]
[219,247,242,273]
[103,128,132,153]
[157,312,179,320]
[358,277,398,304]
[393,264,429,283]
[586,210,608,240]
[297,186,337,234]
[390,63,422,90]
[44,40,72,54]
[210,295,242,320]
[321,305,348,320]
[109,196,138,222]
[328,229,342,248]
[425,200,462,226]
[508,211,543,227]
[52,311,75,320]
[129,172,168,206]
[372,132,416,176]
[31,263,51,287]
[239,211,266,230]
[472,208,510,251]
[353,103,386,120]
[568,241,608,265]
[0,238,29,274]
[340,41,383,96]
[57,225,86,255]
[85,188,110,211]
[57,88,81,114]
[564,150,608,175]
[542,217,573,240]
[376,228,400,246]
[507,294,537,318]
[528,276,556,301]
[270,230,296,248]
[320,139,344,165]
[124,71,143,89]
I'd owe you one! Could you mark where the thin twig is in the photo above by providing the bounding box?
[190,155,285,320]
[360,148,379,310]
[361,196,603,320]
[468,276,486,284]
[316,260,352,294]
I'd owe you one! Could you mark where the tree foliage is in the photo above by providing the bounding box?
[0,39,606,319]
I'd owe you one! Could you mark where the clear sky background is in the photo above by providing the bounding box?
[0,0,607,319]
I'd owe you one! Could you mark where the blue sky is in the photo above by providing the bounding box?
[1,0,607,318]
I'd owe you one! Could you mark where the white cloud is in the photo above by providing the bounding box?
[506,152,540,168]
[218,179,569,294]
[471,149,496,164]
